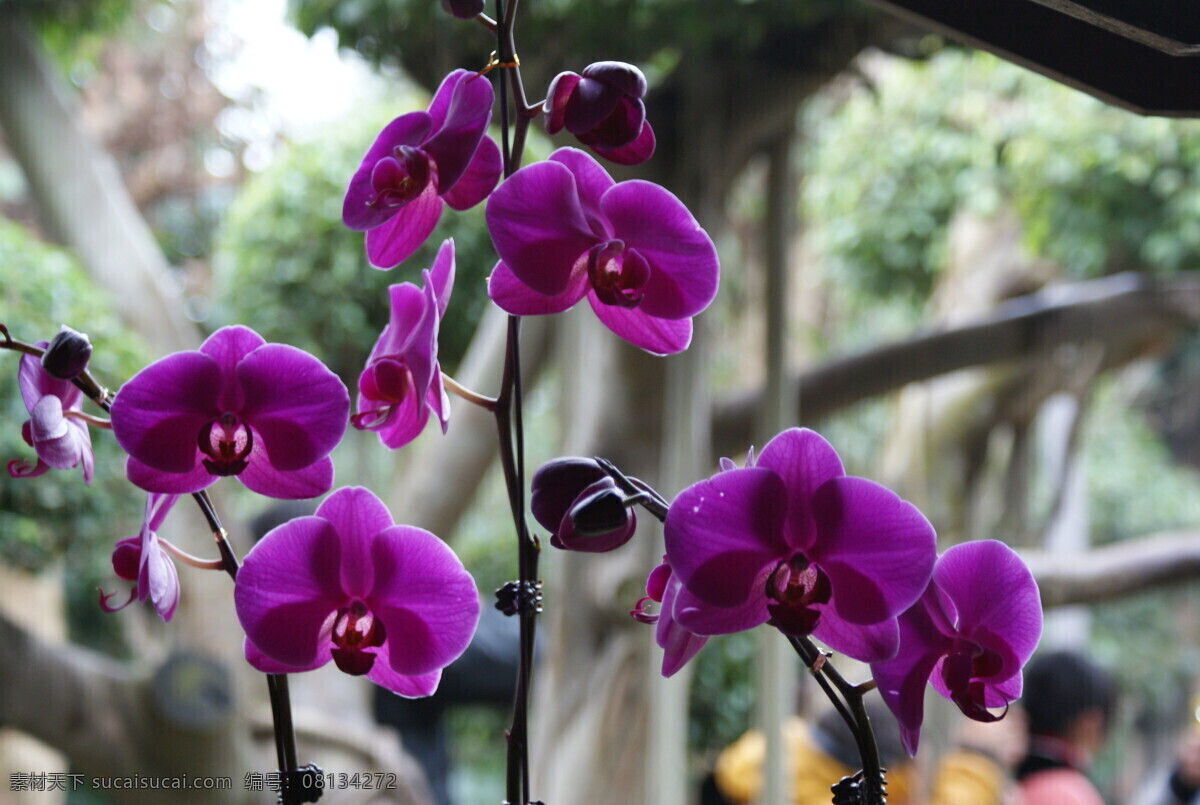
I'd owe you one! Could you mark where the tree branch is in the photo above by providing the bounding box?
[1025,530,1200,608]
[713,272,1200,457]
[0,12,199,352]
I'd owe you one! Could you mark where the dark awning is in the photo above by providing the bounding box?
[862,0,1200,117]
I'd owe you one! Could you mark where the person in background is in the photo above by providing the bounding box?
[705,702,919,805]
[1135,730,1200,805]
[1015,650,1117,805]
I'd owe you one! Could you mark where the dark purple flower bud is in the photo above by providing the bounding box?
[543,62,655,166]
[531,457,636,552]
[569,482,632,537]
[442,0,484,18]
[41,325,92,380]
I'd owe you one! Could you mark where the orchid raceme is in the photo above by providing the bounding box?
[870,540,1043,756]
[663,428,937,663]
[343,69,502,269]
[99,493,181,622]
[109,325,349,500]
[543,62,655,165]
[353,239,454,449]
[531,457,636,552]
[632,557,708,677]
[486,148,719,355]
[7,347,94,484]
[234,486,480,697]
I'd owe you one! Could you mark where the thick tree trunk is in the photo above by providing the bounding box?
[0,12,199,353]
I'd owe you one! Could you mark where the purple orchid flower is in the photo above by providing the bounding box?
[109,325,349,500]
[663,428,937,664]
[7,347,94,484]
[870,539,1042,756]
[632,557,708,677]
[99,493,181,622]
[543,62,656,166]
[233,486,480,697]
[352,239,454,449]
[530,457,637,552]
[486,148,719,355]
[343,69,502,269]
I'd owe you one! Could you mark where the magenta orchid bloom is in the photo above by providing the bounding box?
[343,69,502,269]
[544,62,655,165]
[99,493,181,622]
[663,428,937,664]
[632,557,708,677]
[487,148,718,355]
[871,540,1042,756]
[352,239,453,449]
[110,325,349,500]
[530,457,637,552]
[7,347,94,484]
[234,486,480,697]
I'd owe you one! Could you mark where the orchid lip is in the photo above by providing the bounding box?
[198,413,253,477]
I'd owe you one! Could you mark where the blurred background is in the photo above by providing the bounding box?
[4,1,1200,803]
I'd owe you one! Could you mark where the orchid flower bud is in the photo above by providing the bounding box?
[41,325,92,380]
[543,62,655,165]
[531,457,637,552]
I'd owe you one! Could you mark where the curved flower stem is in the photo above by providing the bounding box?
[787,635,886,805]
[157,538,225,571]
[63,409,112,429]
[1,325,308,801]
[442,372,498,410]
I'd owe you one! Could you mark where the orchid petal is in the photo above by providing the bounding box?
[599,180,718,319]
[110,352,221,474]
[809,476,936,625]
[422,70,494,194]
[314,487,392,599]
[343,112,434,231]
[125,455,215,495]
[665,467,787,608]
[489,261,589,315]
[366,657,443,698]
[587,294,692,355]
[238,452,334,500]
[485,160,597,296]
[236,344,349,472]
[672,583,770,636]
[368,525,479,676]
[754,428,845,552]
[365,182,444,269]
[234,516,346,668]
[442,136,502,211]
[582,119,656,166]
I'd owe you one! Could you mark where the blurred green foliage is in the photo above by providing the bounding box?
[0,219,149,571]
[289,0,855,89]
[211,102,497,385]
[803,50,1200,302]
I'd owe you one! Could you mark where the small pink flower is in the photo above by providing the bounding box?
[352,239,454,450]
[234,486,480,697]
[7,347,94,484]
[99,493,181,622]
[631,557,708,677]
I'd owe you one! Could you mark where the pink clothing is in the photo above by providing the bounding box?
[1019,767,1105,805]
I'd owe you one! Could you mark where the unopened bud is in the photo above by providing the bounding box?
[569,486,631,537]
[41,325,92,380]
